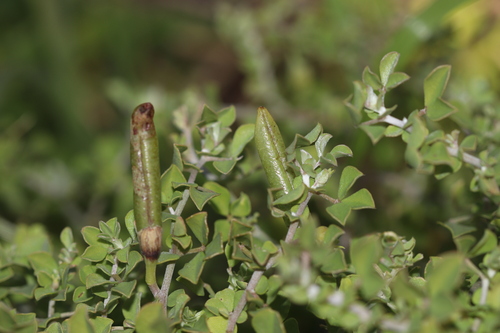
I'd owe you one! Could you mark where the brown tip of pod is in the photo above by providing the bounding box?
[139,225,162,261]
[131,103,156,135]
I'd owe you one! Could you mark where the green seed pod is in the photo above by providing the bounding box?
[131,102,162,285]
[255,107,294,199]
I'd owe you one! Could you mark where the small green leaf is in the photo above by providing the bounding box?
[205,233,224,260]
[231,193,252,217]
[215,219,231,242]
[81,246,108,262]
[79,264,97,285]
[320,248,347,274]
[186,212,209,245]
[173,234,192,250]
[425,130,446,144]
[322,225,345,245]
[161,165,187,205]
[426,99,457,122]
[218,105,236,127]
[92,317,113,333]
[424,65,451,105]
[360,125,386,144]
[0,268,13,283]
[28,252,58,274]
[252,241,278,267]
[60,227,74,249]
[68,304,95,333]
[405,146,422,169]
[362,67,382,90]
[231,235,253,262]
[460,135,477,151]
[112,280,137,298]
[338,166,364,200]
[345,81,367,124]
[384,125,404,137]
[379,52,400,86]
[326,202,351,226]
[407,114,428,149]
[81,226,104,247]
[167,290,191,323]
[12,224,51,267]
[99,218,118,238]
[330,144,353,158]
[73,286,93,303]
[157,253,180,264]
[284,318,300,333]
[304,123,323,143]
[350,235,384,298]
[204,182,231,216]
[468,229,497,257]
[200,105,218,124]
[116,247,129,263]
[35,271,54,288]
[426,253,463,296]
[173,217,187,237]
[455,236,475,257]
[122,291,141,324]
[125,210,137,241]
[207,316,232,333]
[273,182,306,206]
[213,159,237,174]
[124,251,143,277]
[315,133,333,158]
[178,252,206,284]
[313,168,334,189]
[172,144,186,171]
[230,124,255,157]
[251,308,286,333]
[45,322,64,333]
[205,288,235,316]
[86,273,112,289]
[343,188,375,210]
[189,186,219,211]
[253,276,268,296]
[386,72,410,90]
[439,220,476,239]
[135,302,169,333]
[422,141,449,163]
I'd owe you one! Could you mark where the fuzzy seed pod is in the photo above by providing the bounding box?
[131,103,162,286]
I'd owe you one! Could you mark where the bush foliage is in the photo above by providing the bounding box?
[1,50,500,333]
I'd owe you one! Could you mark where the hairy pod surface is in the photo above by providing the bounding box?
[131,103,162,262]
[139,226,162,261]
[255,107,294,199]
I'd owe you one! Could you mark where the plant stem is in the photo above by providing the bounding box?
[361,113,483,169]
[157,157,207,309]
[465,259,489,332]
[226,192,313,332]
[103,257,120,311]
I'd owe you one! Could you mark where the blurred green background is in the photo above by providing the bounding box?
[1,0,499,256]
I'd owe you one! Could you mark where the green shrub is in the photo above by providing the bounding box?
[1,52,499,333]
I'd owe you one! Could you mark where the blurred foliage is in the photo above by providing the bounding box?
[1,0,499,259]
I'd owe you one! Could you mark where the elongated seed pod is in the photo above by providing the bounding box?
[131,103,162,285]
[255,107,294,199]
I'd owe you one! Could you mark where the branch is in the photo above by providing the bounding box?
[226,192,313,332]
[158,157,207,310]
[361,111,484,170]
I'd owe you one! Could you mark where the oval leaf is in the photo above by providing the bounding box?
[338,166,364,200]
[379,52,400,86]
[424,65,451,105]
[251,308,285,333]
